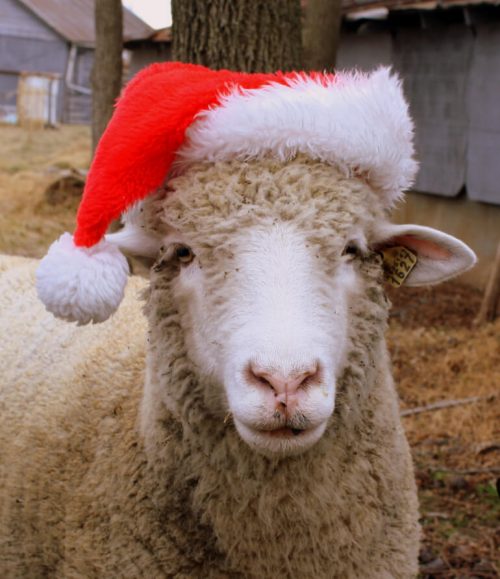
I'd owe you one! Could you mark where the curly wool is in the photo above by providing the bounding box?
[0,158,420,578]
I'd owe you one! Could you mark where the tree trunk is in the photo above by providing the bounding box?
[92,0,123,154]
[171,0,302,72]
[302,0,343,71]
[474,241,500,325]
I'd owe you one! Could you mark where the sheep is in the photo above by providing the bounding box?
[0,154,476,578]
[1,63,477,577]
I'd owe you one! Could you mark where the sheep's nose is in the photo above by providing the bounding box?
[247,361,320,409]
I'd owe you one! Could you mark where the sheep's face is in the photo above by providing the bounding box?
[141,157,387,457]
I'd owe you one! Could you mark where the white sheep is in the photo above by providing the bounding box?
[0,65,476,578]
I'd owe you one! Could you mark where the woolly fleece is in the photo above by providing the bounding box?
[0,159,420,578]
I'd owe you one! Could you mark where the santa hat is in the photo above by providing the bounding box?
[36,62,417,325]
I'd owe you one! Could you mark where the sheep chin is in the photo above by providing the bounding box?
[233,417,328,457]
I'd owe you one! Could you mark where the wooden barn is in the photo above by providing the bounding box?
[336,0,500,286]
[0,0,171,125]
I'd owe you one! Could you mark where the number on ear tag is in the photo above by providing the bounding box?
[380,246,417,287]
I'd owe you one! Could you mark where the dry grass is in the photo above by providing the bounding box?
[1,124,498,577]
[394,322,499,448]
[0,124,90,258]
[388,284,499,455]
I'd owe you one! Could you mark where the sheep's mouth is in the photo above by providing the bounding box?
[252,422,324,442]
[233,417,328,455]
[254,414,312,438]
[260,426,306,438]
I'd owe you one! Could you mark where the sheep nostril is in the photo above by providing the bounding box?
[247,360,322,396]
[298,361,321,390]
[258,375,275,393]
[246,364,276,393]
[262,377,274,391]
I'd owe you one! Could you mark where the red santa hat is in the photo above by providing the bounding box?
[36,62,417,325]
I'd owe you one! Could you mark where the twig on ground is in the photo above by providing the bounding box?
[422,512,450,519]
[475,441,500,455]
[401,394,497,417]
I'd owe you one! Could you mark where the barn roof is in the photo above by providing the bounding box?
[17,0,154,46]
[342,0,500,15]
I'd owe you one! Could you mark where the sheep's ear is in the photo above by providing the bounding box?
[105,225,163,271]
[104,202,164,271]
[372,223,476,286]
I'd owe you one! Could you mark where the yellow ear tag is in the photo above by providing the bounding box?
[380,246,417,287]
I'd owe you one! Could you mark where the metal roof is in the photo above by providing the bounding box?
[342,0,500,14]
[17,0,154,46]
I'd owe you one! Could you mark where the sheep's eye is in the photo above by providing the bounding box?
[342,243,359,258]
[174,244,195,265]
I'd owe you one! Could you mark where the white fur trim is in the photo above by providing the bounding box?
[36,233,129,325]
[179,67,417,206]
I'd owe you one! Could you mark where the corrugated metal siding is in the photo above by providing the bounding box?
[0,0,59,40]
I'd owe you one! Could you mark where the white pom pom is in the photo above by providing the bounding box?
[36,233,130,324]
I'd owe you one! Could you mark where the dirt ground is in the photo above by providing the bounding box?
[389,285,499,578]
[1,124,498,577]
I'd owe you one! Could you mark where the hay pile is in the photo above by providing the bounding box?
[0,124,90,257]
